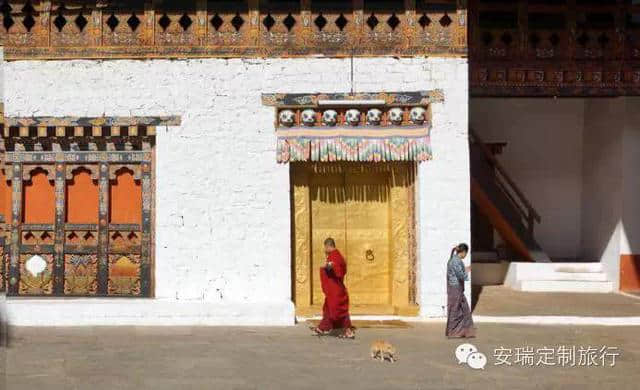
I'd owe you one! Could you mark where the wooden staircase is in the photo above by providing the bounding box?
[470,129,550,262]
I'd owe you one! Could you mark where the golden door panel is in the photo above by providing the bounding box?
[310,172,346,306]
[344,169,391,306]
[292,162,417,316]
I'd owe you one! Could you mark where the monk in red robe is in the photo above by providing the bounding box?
[311,238,355,339]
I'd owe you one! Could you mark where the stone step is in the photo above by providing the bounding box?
[533,272,609,282]
[515,280,614,293]
[552,263,603,273]
[505,262,605,282]
[503,262,613,292]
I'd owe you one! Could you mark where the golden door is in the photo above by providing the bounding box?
[292,162,417,316]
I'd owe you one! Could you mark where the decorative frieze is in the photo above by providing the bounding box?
[276,107,430,129]
[5,116,180,127]
[262,90,444,107]
[0,1,466,60]
[264,91,438,163]
[470,64,640,97]
[469,0,640,97]
[2,115,179,139]
[5,150,152,162]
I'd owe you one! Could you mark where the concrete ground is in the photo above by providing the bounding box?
[2,323,640,390]
[472,285,640,316]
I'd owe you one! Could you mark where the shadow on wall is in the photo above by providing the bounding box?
[306,162,415,203]
[311,181,389,203]
[469,97,585,260]
[621,222,640,257]
[470,262,508,286]
[471,285,482,312]
[586,220,640,291]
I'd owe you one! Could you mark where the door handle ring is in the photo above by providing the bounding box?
[365,249,375,263]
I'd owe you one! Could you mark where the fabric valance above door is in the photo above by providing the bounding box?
[275,127,431,163]
[262,91,443,163]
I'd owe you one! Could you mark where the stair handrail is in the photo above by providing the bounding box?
[469,128,541,233]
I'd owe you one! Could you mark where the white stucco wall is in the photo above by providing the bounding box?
[413,60,470,317]
[581,97,640,289]
[621,97,640,258]
[4,56,468,325]
[470,98,585,259]
[581,98,624,289]
[470,97,638,289]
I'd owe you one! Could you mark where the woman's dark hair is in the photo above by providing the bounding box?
[451,243,469,258]
[324,237,336,248]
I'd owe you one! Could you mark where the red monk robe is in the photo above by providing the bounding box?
[317,249,352,332]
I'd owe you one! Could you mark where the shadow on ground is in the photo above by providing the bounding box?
[471,285,640,316]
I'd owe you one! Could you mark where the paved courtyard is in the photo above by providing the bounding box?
[2,323,639,390]
[472,286,640,316]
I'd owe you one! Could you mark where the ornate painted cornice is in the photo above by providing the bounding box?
[2,116,180,138]
[261,90,444,107]
[0,1,467,60]
[4,115,180,127]
[469,0,640,97]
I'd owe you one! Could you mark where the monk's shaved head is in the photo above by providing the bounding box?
[324,237,336,248]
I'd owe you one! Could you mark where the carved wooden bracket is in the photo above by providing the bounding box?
[66,164,99,180]
[109,164,142,180]
[22,165,55,181]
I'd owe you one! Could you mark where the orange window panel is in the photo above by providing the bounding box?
[110,169,142,224]
[66,168,99,224]
[0,168,11,223]
[23,169,55,224]
[620,255,640,292]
